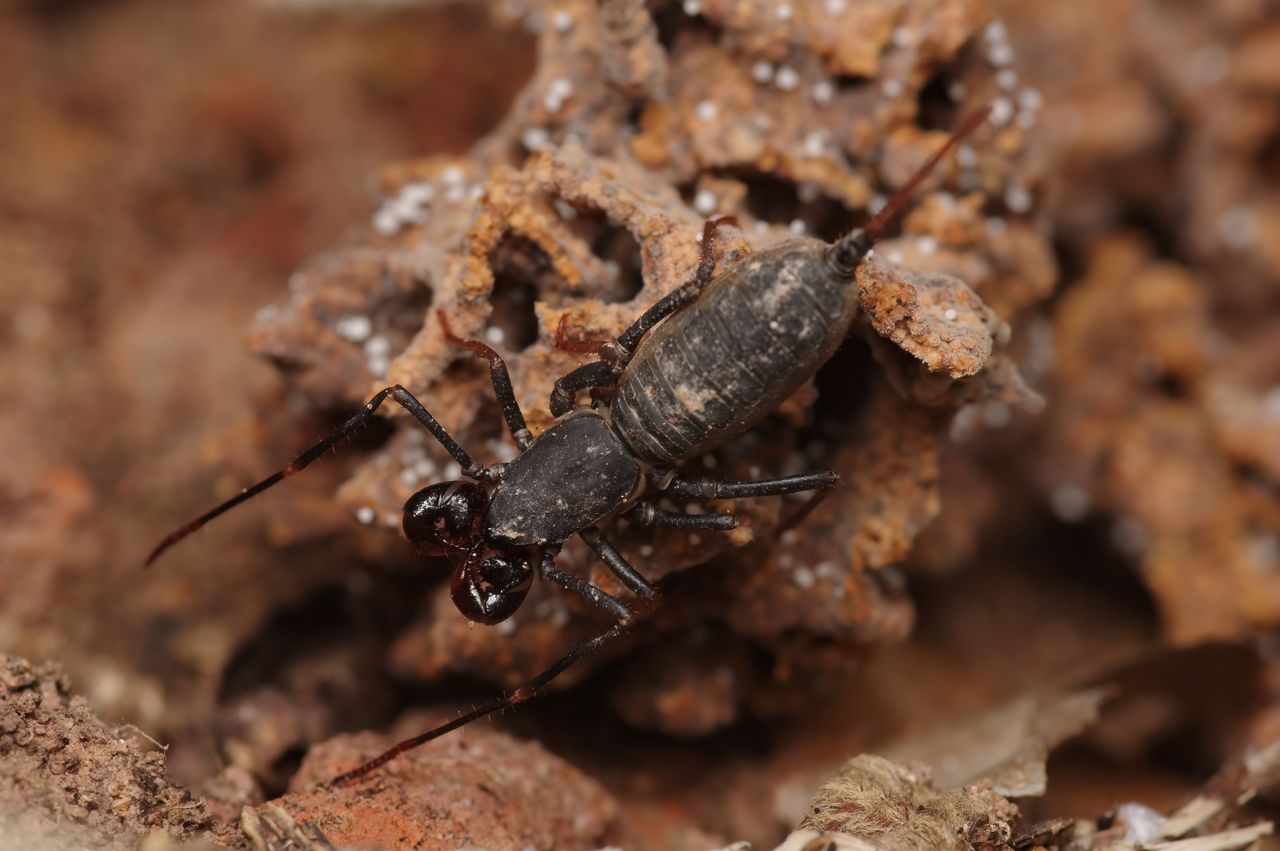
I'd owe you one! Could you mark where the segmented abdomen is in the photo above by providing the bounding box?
[610,239,857,466]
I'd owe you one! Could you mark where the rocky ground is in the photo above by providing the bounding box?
[2,1,1278,849]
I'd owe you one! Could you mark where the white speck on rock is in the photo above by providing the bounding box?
[990,97,1014,127]
[1218,206,1259,251]
[1006,184,1033,214]
[336,314,373,343]
[522,126,551,151]
[1050,484,1091,522]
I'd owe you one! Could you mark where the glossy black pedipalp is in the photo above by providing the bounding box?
[402,481,488,556]
[450,550,534,624]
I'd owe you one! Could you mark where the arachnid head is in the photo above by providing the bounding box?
[403,482,533,624]
[402,481,488,557]
[450,549,534,624]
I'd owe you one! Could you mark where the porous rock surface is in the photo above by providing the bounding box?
[250,0,1052,735]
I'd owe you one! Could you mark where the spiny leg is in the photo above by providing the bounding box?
[661,470,839,501]
[437,310,532,450]
[325,620,627,787]
[145,384,483,566]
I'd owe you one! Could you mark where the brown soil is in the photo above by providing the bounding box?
[3,1,1279,850]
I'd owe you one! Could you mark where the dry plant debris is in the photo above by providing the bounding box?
[799,754,1018,850]
[781,728,1280,851]
[879,689,1108,797]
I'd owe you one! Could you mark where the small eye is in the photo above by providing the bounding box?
[450,550,533,625]
[402,482,487,557]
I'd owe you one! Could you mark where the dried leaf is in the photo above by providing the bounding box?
[773,829,883,851]
[881,689,1108,797]
[241,804,335,851]
[799,755,1017,851]
[1142,822,1273,851]
[1161,797,1226,840]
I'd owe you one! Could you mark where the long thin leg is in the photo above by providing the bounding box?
[625,504,738,531]
[145,384,482,566]
[325,621,627,787]
[327,546,649,787]
[550,360,618,418]
[662,470,839,501]
[777,488,832,537]
[539,550,634,623]
[580,528,658,602]
[437,310,532,450]
[613,216,737,357]
[547,216,738,412]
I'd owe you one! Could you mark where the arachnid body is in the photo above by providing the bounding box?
[147,108,988,787]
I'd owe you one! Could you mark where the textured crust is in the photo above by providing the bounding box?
[239,0,1051,730]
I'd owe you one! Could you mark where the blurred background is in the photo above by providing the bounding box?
[2,1,1279,849]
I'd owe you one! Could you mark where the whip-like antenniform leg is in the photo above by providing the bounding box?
[146,384,482,566]
[326,619,627,787]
